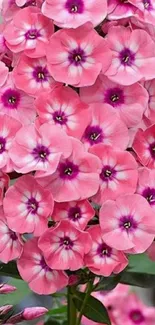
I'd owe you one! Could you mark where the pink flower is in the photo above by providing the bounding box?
[80,75,148,128]
[39,219,92,270]
[35,137,101,202]
[133,124,155,169]
[46,23,112,87]
[13,54,58,97]
[89,144,138,205]
[133,0,155,26]
[3,175,54,236]
[146,241,155,261]
[4,7,54,58]
[0,61,8,87]
[84,225,128,276]
[105,26,155,85]
[17,237,68,294]
[0,73,36,125]
[52,199,95,230]
[0,114,21,173]
[42,0,107,29]
[9,123,72,175]
[100,194,155,253]
[35,86,90,139]
[0,206,23,263]
[107,0,137,20]
[0,171,9,205]
[136,167,155,210]
[142,79,155,121]
[81,103,129,150]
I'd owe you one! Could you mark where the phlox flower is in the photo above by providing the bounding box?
[35,86,90,139]
[35,137,101,202]
[13,55,58,97]
[0,206,23,263]
[0,73,36,125]
[46,23,112,87]
[89,144,138,205]
[107,0,137,20]
[0,114,21,172]
[0,171,9,205]
[9,123,72,175]
[80,75,148,128]
[100,194,155,253]
[81,103,129,150]
[133,124,155,169]
[4,7,54,58]
[133,0,155,26]
[3,175,54,236]
[38,219,92,270]
[42,0,107,29]
[52,200,95,230]
[136,167,155,210]
[105,26,155,85]
[84,225,128,276]
[142,79,155,122]
[17,237,68,294]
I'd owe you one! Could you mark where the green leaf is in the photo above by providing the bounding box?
[94,274,122,292]
[0,261,21,279]
[45,320,60,325]
[127,254,155,274]
[73,292,111,325]
[120,272,155,288]
[47,306,67,316]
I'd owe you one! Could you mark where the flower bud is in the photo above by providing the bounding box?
[6,307,48,323]
[0,284,17,294]
[0,305,13,315]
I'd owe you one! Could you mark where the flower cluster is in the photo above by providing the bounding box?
[0,0,155,300]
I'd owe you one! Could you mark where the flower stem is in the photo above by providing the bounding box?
[75,280,94,325]
[68,286,77,325]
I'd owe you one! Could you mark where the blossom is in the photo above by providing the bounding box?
[42,0,107,29]
[46,23,112,87]
[4,7,54,58]
[0,171,9,205]
[0,73,36,125]
[105,26,155,85]
[89,144,138,205]
[35,86,90,139]
[133,124,155,169]
[84,225,128,276]
[107,0,137,20]
[0,114,21,173]
[13,54,58,97]
[142,79,155,122]
[80,74,148,128]
[3,175,54,236]
[133,0,155,26]
[35,137,101,202]
[52,199,95,230]
[100,194,155,253]
[136,167,155,210]
[39,219,92,270]
[9,123,72,175]
[0,206,23,263]
[17,237,68,294]
[81,103,129,150]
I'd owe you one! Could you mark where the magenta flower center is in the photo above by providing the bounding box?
[68,47,86,66]
[60,236,73,249]
[119,215,137,232]
[59,160,79,179]
[129,309,145,323]
[100,165,116,182]
[120,48,135,66]
[1,89,20,109]
[25,29,40,40]
[142,187,155,205]
[143,0,152,10]
[40,257,51,272]
[84,125,103,145]
[0,137,6,154]
[97,243,112,258]
[33,66,49,83]
[32,145,50,161]
[104,88,124,107]
[68,206,81,221]
[65,0,84,13]
[9,230,17,241]
[149,141,155,159]
[53,111,68,125]
[27,197,39,214]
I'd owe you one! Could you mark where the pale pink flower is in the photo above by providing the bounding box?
[9,123,72,175]
[52,200,95,230]
[89,144,138,205]
[133,0,155,26]
[0,73,36,125]
[0,171,9,205]
[84,225,128,276]
[133,124,155,169]
[42,0,107,29]
[136,167,155,211]
[100,194,155,253]
[46,23,112,87]
[4,7,54,58]
[105,26,155,85]
[39,219,92,270]
[4,175,54,236]
[13,54,58,97]
[17,237,68,295]
[35,137,101,202]
[81,103,129,150]
[35,86,90,139]
[0,114,21,173]
[0,206,23,263]
[80,74,148,128]
[107,0,137,20]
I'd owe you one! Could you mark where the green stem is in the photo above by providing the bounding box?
[68,286,77,325]
[75,280,94,325]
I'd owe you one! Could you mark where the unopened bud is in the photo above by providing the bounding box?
[0,284,17,294]
[0,305,13,315]
[68,275,80,286]
[6,307,48,323]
